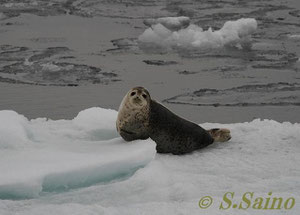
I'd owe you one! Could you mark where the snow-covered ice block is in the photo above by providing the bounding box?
[0,108,156,199]
[0,117,300,214]
[139,18,257,50]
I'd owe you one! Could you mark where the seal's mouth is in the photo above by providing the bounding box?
[120,128,136,135]
[133,97,143,104]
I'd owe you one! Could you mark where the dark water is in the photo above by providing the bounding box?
[0,0,299,123]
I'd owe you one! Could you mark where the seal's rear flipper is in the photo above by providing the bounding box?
[207,128,231,142]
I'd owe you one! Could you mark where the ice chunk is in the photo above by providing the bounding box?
[288,34,300,41]
[139,18,257,50]
[41,63,61,72]
[0,111,31,149]
[143,16,190,31]
[0,118,300,214]
[0,108,156,199]
[139,24,172,47]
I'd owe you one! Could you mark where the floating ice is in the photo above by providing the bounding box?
[0,108,156,199]
[1,117,299,214]
[41,63,61,72]
[143,16,190,31]
[138,18,257,50]
[288,34,300,41]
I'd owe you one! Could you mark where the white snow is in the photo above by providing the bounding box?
[0,108,156,199]
[138,18,257,50]
[0,108,299,215]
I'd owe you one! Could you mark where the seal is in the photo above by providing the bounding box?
[116,87,231,155]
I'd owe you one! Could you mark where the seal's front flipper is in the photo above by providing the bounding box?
[207,128,231,142]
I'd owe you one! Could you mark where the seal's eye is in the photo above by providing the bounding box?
[142,94,147,99]
[130,92,136,96]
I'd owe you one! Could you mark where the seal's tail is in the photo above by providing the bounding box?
[207,128,231,142]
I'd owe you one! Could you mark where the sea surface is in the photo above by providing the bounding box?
[0,0,300,123]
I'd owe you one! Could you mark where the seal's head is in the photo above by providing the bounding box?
[126,86,151,108]
[117,86,151,140]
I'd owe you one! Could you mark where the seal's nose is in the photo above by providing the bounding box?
[134,96,141,101]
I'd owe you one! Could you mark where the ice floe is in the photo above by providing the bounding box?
[143,16,190,31]
[0,108,156,199]
[139,18,257,50]
[0,108,299,215]
[0,117,299,214]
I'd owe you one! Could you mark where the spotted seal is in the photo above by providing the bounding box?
[116,87,231,154]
